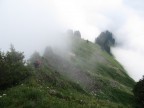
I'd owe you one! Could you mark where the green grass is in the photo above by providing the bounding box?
[0,82,135,108]
[0,37,137,108]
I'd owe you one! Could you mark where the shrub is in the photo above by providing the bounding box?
[133,76,144,106]
[0,45,31,89]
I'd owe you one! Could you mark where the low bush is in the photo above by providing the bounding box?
[0,45,31,89]
[133,76,144,107]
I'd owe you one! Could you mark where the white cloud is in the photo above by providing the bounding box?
[112,47,144,81]
[0,0,64,57]
[52,0,144,81]
[1,0,144,80]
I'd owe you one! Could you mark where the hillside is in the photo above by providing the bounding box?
[0,36,136,108]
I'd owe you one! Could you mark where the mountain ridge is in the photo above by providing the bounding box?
[0,34,136,108]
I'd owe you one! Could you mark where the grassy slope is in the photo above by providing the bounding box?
[0,37,136,108]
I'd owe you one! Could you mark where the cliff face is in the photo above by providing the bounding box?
[0,34,136,108]
[95,31,115,54]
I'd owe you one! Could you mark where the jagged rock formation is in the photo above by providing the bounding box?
[95,30,115,54]
[74,31,81,38]
[67,29,81,38]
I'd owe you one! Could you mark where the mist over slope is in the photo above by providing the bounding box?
[1,0,144,81]
[0,34,136,107]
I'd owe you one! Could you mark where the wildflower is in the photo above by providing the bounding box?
[49,90,56,95]
[79,100,84,104]
[3,94,6,96]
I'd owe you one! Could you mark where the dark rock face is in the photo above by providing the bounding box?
[74,31,81,38]
[95,31,115,54]
[66,29,81,38]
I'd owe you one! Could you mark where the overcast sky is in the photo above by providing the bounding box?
[0,0,144,81]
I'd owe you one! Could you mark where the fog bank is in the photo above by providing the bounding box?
[53,0,144,81]
[1,0,144,81]
[0,0,68,59]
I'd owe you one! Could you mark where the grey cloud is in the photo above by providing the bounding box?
[1,0,144,81]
